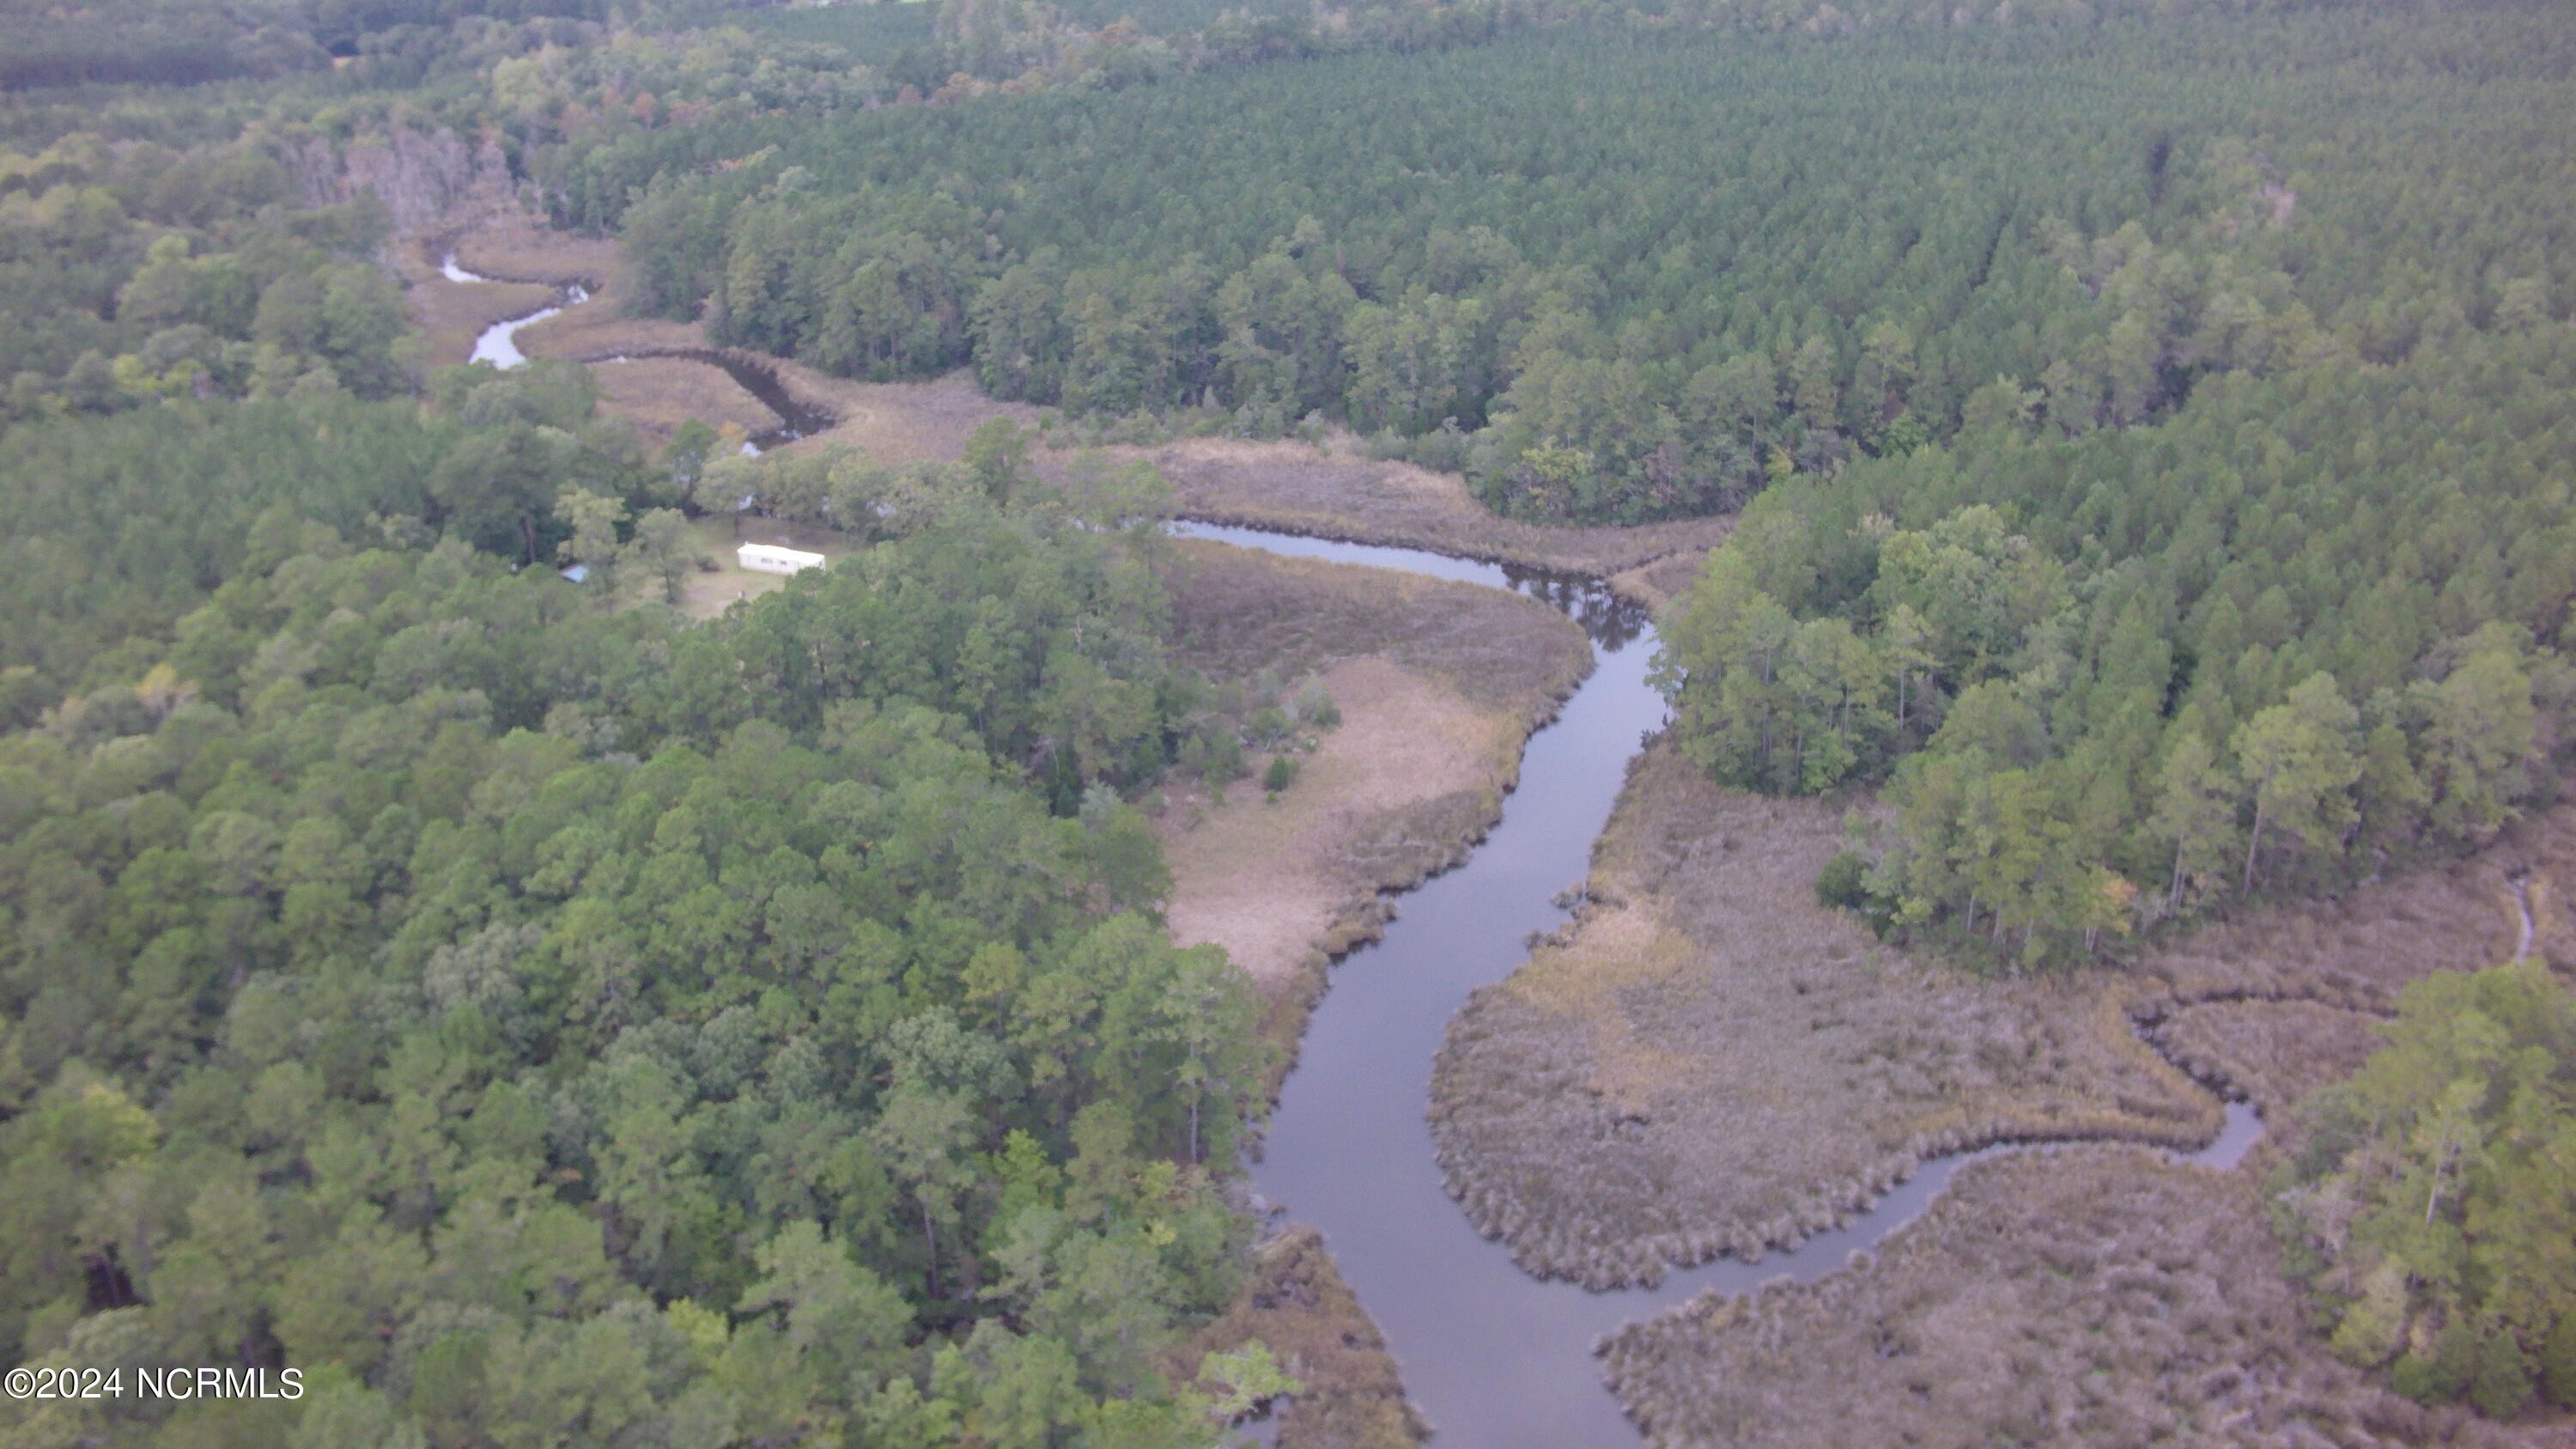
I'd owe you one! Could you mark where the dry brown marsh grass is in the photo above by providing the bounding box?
[1607,547,1720,613]
[1156,539,1590,1088]
[588,356,778,441]
[1431,736,2576,1293]
[1430,741,2217,1290]
[1141,435,1735,576]
[1180,1227,1429,1449]
[1601,1147,2523,1449]
[405,265,554,366]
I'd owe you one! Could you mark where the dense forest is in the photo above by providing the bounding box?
[0,386,1297,1443]
[6,0,2576,1432]
[1658,323,2576,963]
[550,5,2575,521]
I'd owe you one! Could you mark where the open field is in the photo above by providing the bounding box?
[1181,1227,1429,1449]
[1429,741,2216,1289]
[1155,539,1590,1080]
[1601,1147,2524,1449]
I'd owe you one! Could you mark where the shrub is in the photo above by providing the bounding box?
[1296,682,1340,729]
[1245,705,1293,748]
[1815,850,1870,911]
[2430,1318,2480,1403]
[2472,1330,2536,1418]
[2391,1354,2439,1403]
[1263,755,1300,794]
[2545,1315,2576,1409]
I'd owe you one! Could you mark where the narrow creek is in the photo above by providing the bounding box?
[1183,522,2262,1449]
[445,253,831,450]
[453,268,2265,1445]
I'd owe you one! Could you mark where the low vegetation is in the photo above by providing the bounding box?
[1430,742,2215,1291]
[1183,1227,1429,1449]
[1601,1147,2524,1449]
[1155,539,1590,1080]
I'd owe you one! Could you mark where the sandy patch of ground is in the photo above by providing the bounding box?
[589,356,777,441]
[1163,654,1504,986]
[1155,539,1591,1083]
[1601,1147,2523,1449]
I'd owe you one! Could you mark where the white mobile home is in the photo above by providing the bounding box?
[738,543,826,576]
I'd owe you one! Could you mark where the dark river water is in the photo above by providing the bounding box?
[1178,521,2262,1449]
[452,275,2264,1445]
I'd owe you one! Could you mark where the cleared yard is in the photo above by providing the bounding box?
[674,515,852,620]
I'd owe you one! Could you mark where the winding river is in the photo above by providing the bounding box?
[458,282,2261,1448]
[443,253,832,450]
[1179,523,2260,1449]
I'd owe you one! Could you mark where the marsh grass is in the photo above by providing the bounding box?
[1600,1147,2523,1449]
[1430,741,2216,1290]
[1142,435,1735,576]
[588,356,778,441]
[1179,1227,1431,1449]
[1431,744,2576,1293]
[1157,539,1591,1093]
[1607,546,1721,612]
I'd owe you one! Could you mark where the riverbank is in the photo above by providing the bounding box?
[1156,537,1593,1090]
[1430,741,2218,1291]
[1183,1227,1431,1449]
[1431,736,2576,1435]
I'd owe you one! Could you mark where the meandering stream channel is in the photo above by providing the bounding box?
[460,282,2260,1449]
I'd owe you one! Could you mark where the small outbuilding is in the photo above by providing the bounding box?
[738,543,826,577]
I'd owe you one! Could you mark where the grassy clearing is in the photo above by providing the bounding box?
[1601,1147,2523,1449]
[1178,1227,1429,1449]
[673,514,853,621]
[1429,741,2215,1290]
[1155,539,1590,1085]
